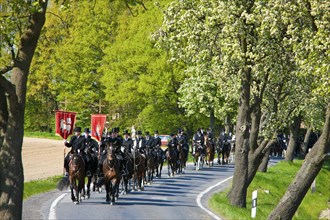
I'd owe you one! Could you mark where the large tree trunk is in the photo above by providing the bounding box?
[286,115,302,161]
[268,104,330,220]
[227,66,251,208]
[0,1,47,219]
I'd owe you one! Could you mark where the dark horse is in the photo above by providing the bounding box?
[121,148,134,195]
[69,153,86,204]
[132,148,145,191]
[166,147,178,177]
[154,146,164,178]
[177,140,187,174]
[145,147,155,184]
[103,144,121,205]
[205,136,215,167]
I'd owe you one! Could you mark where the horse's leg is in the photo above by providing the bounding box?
[86,176,91,199]
[73,179,80,204]
[105,179,110,203]
[70,182,75,202]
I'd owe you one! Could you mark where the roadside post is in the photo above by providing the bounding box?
[251,190,258,218]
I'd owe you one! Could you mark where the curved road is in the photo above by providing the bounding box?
[23,159,281,220]
[48,163,235,220]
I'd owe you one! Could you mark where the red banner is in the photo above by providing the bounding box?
[55,111,76,140]
[91,114,107,141]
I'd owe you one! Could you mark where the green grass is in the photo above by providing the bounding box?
[24,131,62,140]
[209,159,330,220]
[24,176,62,200]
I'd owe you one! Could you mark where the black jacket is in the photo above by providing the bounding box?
[65,135,85,152]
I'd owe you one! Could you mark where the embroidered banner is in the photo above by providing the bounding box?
[55,111,77,140]
[91,114,107,141]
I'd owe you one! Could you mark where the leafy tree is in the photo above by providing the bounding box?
[0,1,48,218]
[154,0,329,210]
[99,0,196,134]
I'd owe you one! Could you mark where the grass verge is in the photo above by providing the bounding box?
[209,159,330,220]
[24,131,62,140]
[24,176,62,200]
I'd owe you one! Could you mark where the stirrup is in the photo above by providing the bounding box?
[64,172,69,177]
[86,171,92,177]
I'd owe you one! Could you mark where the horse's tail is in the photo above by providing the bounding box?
[57,176,70,191]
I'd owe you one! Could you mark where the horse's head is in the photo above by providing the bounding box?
[72,153,81,166]
[106,143,115,161]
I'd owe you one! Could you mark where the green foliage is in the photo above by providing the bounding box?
[99,0,199,133]
[209,160,330,219]
[23,175,62,200]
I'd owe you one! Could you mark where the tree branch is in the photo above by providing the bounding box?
[0,66,14,75]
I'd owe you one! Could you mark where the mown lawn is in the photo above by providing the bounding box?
[209,159,330,220]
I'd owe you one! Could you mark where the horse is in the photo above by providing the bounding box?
[177,141,187,174]
[145,147,155,184]
[205,137,215,167]
[69,152,86,204]
[193,143,204,171]
[102,144,121,205]
[85,147,99,197]
[154,146,164,178]
[120,147,134,195]
[216,139,223,165]
[132,148,146,191]
[166,146,178,177]
[221,140,231,164]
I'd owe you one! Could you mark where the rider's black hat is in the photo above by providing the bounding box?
[154,130,159,134]
[145,131,150,135]
[74,127,82,132]
[137,130,142,135]
[123,130,129,135]
[84,128,90,133]
[170,133,175,137]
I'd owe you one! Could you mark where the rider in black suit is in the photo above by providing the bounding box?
[63,127,85,177]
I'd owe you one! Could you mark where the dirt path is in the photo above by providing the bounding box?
[22,137,67,182]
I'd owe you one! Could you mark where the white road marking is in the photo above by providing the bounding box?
[196,176,233,220]
[48,193,67,220]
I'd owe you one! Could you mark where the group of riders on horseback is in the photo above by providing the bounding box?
[63,126,233,179]
[62,126,234,204]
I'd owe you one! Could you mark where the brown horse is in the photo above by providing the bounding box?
[132,148,145,191]
[166,147,178,177]
[193,142,204,170]
[205,136,215,167]
[103,144,121,205]
[177,141,187,174]
[69,153,86,204]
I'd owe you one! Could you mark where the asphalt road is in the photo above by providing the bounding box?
[47,162,235,220]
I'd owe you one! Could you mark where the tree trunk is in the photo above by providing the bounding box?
[302,127,312,156]
[285,115,302,161]
[0,1,47,219]
[224,114,231,134]
[227,66,251,208]
[268,104,330,220]
[258,145,272,172]
[210,108,215,130]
